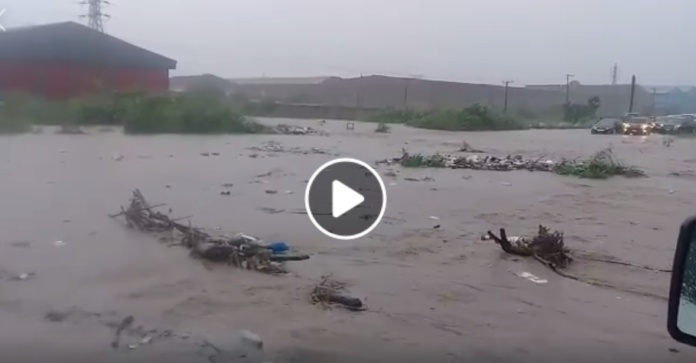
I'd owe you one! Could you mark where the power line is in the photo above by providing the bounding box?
[79,0,110,32]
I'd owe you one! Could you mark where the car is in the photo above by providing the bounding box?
[620,116,652,135]
[653,116,696,134]
[590,118,620,134]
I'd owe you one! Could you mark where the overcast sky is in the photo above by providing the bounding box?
[4,0,695,85]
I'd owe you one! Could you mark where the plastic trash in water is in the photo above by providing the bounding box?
[266,241,289,253]
[516,271,548,284]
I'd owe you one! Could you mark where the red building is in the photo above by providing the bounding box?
[0,21,177,99]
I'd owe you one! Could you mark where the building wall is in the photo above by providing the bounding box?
[0,61,169,99]
[235,76,653,118]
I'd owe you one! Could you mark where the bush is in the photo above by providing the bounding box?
[121,93,269,134]
[406,104,525,131]
[0,92,270,135]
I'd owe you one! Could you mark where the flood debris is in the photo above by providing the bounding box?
[273,123,327,135]
[553,148,646,179]
[404,176,435,182]
[485,225,573,270]
[111,189,310,274]
[247,141,335,155]
[382,147,645,179]
[111,315,134,349]
[310,275,365,311]
[458,140,484,153]
[57,124,86,134]
[485,225,671,298]
[375,122,391,133]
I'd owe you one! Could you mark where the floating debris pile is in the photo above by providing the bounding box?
[247,140,335,155]
[484,225,572,269]
[378,147,645,179]
[273,123,327,135]
[378,148,556,172]
[110,189,309,274]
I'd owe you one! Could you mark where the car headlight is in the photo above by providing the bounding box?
[641,124,648,129]
[622,123,629,128]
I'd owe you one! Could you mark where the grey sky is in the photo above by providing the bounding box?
[5,0,695,85]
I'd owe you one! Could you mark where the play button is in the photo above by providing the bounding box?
[332,180,364,218]
[305,158,387,240]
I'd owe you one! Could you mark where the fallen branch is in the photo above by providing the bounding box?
[111,189,308,274]
[310,275,365,311]
[485,225,668,300]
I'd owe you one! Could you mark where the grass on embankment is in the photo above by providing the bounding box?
[0,92,270,135]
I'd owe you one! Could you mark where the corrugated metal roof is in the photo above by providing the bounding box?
[0,21,176,69]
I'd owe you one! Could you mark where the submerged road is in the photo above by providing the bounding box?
[0,120,695,362]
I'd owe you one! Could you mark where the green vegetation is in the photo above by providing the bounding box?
[368,104,525,131]
[553,148,645,179]
[399,152,447,167]
[0,92,270,134]
[120,93,269,134]
[562,96,601,124]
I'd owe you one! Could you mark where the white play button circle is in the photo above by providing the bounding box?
[331,180,365,218]
[305,157,387,240]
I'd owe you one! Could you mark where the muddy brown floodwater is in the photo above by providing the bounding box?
[1,118,696,362]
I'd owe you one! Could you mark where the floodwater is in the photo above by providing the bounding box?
[1,118,696,362]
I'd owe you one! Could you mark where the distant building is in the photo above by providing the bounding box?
[170,74,236,95]
[648,86,696,115]
[0,21,176,99]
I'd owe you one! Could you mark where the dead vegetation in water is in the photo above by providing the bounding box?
[485,225,573,269]
[110,189,309,274]
[310,275,365,311]
[381,147,645,179]
[374,122,391,133]
[484,224,670,299]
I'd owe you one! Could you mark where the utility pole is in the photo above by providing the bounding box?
[402,74,423,109]
[502,80,513,114]
[80,0,110,33]
[651,87,657,115]
[628,75,636,113]
[402,78,409,109]
[355,73,363,121]
[611,63,618,85]
[565,74,574,104]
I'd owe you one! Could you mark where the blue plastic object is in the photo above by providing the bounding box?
[266,241,289,253]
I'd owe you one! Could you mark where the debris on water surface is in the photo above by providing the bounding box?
[379,147,645,179]
[239,330,264,351]
[273,123,327,135]
[486,225,573,269]
[110,189,310,274]
[515,271,548,284]
[57,124,86,134]
[310,275,365,311]
[375,122,391,133]
[458,140,484,153]
[247,140,334,155]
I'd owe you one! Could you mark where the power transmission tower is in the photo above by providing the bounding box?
[611,63,618,85]
[80,0,110,33]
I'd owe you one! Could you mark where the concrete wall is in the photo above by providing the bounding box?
[235,76,653,118]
